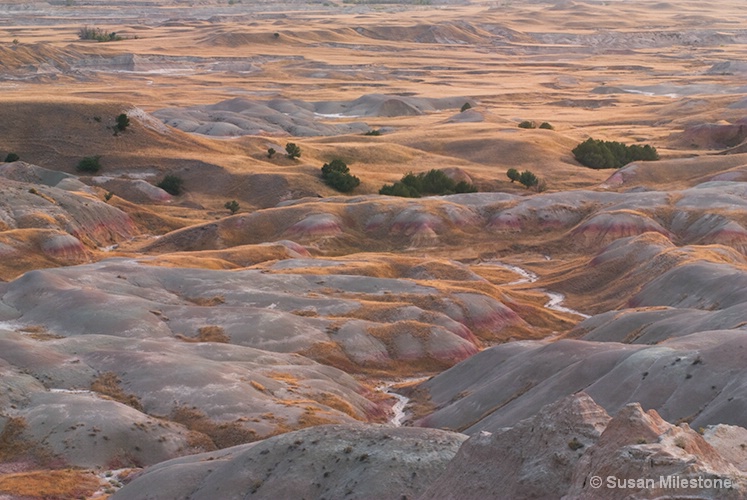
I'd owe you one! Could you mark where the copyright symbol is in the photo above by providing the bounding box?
[590,476,603,489]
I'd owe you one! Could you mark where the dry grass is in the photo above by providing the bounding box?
[305,392,363,421]
[19,324,64,341]
[0,417,29,462]
[267,372,301,389]
[197,325,230,343]
[0,417,56,467]
[0,469,101,498]
[172,406,258,449]
[297,408,338,429]
[176,325,231,343]
[298,342,361,374]
[250,380,267,393]
[186,296,226,307]
[91,372,144,412]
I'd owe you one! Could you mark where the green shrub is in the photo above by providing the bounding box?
[115,113,130,132]
[364,129,381,136]
[379,182,419,198]
[157,174,184,195]
[519,170,538,188]
[379,169,477,198]
[267,148,276,158]
[224,200,240,214]
[78,26,122,42]
[506,168,520,183]
[4,153,19,162]
[572,138,659,169]
[454,180,478,193]
[518,120,536,129]
[568,438,584,451]
[285,142,301,160]
[539,122,554,130]
[321,159,360,193]
[76,155,102,173]
[460,102,472,112]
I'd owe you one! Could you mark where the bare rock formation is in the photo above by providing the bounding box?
[108,394,747,500]
[419,394,747,499]
[414,330,747,433]
[112,424,467,500]
[420,393,611,499]
[566,403,747,499]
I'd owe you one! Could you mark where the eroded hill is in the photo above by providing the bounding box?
[3,0,747,498]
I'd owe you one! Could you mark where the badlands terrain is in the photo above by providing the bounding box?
[2,0,747,498]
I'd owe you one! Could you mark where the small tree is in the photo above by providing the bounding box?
[104,191,114,202]
[460,102,472,112]
[115,113,130,132]
[539,122,554,130]
[267,148,276,158]
[519,170,539,188]
[518,120,536,129]
[4,153,20,162]
[157,174,184,195]
[321,159,360,193]
[506,168,520,183]
[76,155,102,173]
[285,142,301,160]
[224,200,240,214]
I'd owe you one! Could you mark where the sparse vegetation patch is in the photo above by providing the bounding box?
[91,372,143,411]
[78,26,122,42]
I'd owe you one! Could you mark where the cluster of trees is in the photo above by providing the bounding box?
[268,143,301,159]
[572,138,659,169]
[321,159,360,193]
[506,168,540,189]
[518,120,554,130]
[78,26,122,42]
[380,169,477,198]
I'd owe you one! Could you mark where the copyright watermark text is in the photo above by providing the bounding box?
[589,475,733,490]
